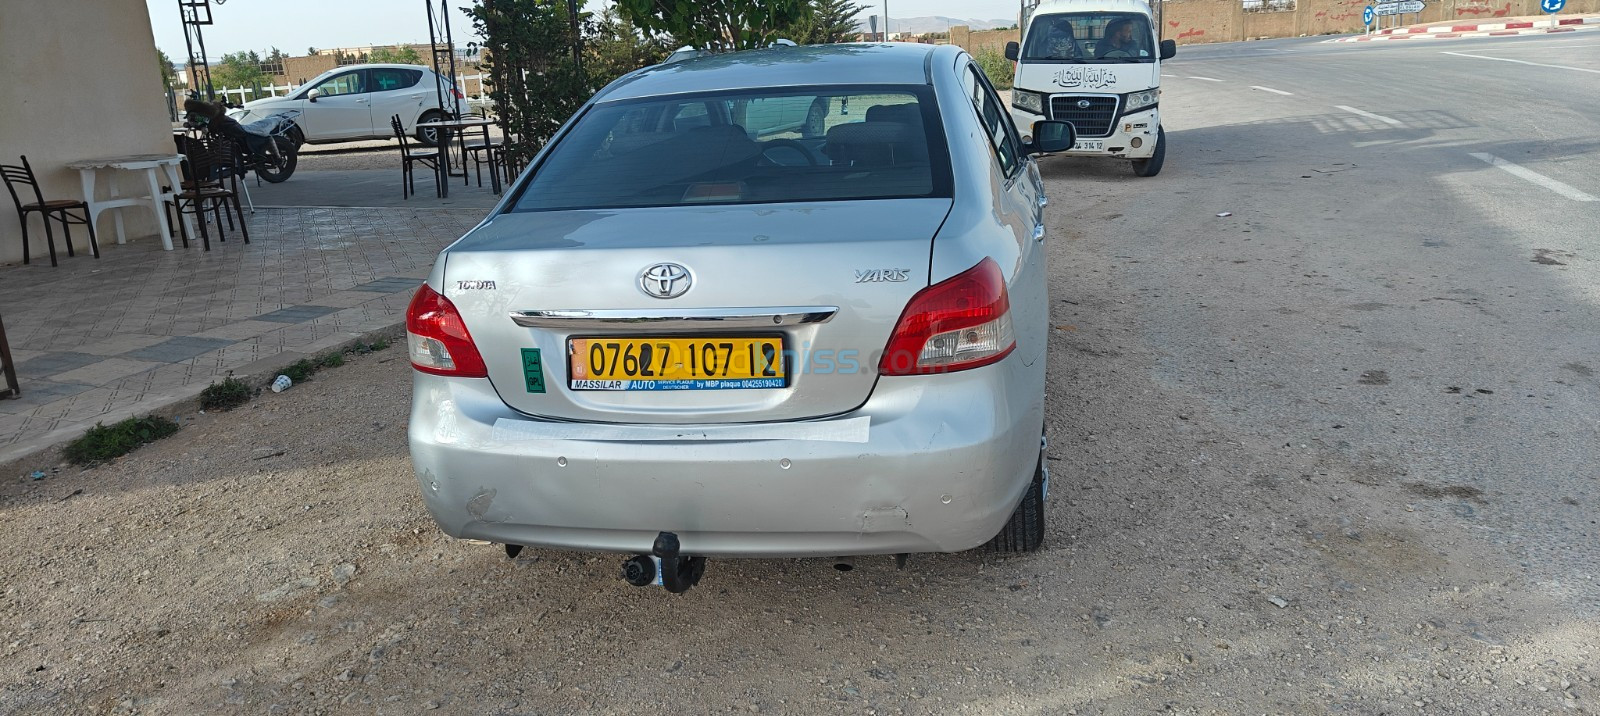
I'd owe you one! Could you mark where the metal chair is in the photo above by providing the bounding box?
[0,313,18,399]
[168,136,249,251]
[463,111,504,190]
[1,155,99,266]
[391,114,440,199]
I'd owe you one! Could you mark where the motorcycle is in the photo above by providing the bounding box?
[182,98,302,183]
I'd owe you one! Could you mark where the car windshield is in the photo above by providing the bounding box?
[510,86,951,212]
[1023,12,1155,62]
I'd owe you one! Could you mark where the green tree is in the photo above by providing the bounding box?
[783,0,865,44]
[615,0,810,52]
[157,48,179,88]
[587,6,670,84]
[371,46,426,64]
[213,50,267,88]
[467,0,591,162]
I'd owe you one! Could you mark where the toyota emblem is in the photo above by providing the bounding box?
[1076,99,1093,110]
[639,263,692,299]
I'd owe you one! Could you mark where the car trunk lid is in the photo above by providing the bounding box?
[443,199,951,424]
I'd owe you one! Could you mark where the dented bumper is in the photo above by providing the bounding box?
[407,360,1043,558]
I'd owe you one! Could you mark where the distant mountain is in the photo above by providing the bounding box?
[855,16,1015,35]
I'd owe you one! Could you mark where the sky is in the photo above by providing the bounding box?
[145,0,1022,60]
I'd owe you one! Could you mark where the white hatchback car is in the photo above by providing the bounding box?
[406,43,1075,592]
[235,63,465,146]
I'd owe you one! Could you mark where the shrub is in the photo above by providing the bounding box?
[63,416,181,465]
[281,359,318,383]
[974,48,1015,91]
[200,376,253,411]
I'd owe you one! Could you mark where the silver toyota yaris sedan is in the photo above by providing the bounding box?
[406,42,1075,590]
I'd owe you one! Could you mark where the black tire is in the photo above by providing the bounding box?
[985,457,1046,553]
[1132,126,1165,177]
[415,110,446,147]
[802,97,828,138]
[257,137,297,183]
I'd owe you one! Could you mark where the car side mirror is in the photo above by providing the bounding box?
[1159,39,1177,60]
[1004,41,1020,62]
[1026,120,1075,155]
[307,88,321,103]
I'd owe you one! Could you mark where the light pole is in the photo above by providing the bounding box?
[883,1,890,41]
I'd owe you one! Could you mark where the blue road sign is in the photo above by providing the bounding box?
[1363,5,1376,24]
[1541,0,1565,13]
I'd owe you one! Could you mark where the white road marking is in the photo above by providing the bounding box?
[1251,85,1294,95]
[1441,51,1600,74]
[1161,73,1177,77]
[1335,105,1404,126]
[1505,41,1599,47]
[1470,153,1598,202]
[1188,76,1224,81]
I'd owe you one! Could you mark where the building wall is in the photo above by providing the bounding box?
[0,0,174,265]
[279,55,339,86]
[950,27,1022,56]
[955,0,1600,51]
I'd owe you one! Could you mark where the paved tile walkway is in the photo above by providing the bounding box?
[0,206,484,463]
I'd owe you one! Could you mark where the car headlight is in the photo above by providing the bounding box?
[1012,89,1046,116]
[1125,89,1160,112]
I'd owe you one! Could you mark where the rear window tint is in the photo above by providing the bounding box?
[510,86,952,211]
[371,68,422,91]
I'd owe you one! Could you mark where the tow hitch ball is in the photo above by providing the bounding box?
[622,532,706,594]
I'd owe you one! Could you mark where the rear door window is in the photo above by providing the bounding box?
[371,68,422,92]
[511,86,952,211]
[965,66,1022,177]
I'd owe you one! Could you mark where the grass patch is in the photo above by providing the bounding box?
[278,349,358,384]
[280,359,318,383]
[200,376,254,411]
[63,416,180,465]
[974,48,1014,91]
[350,337,390,354]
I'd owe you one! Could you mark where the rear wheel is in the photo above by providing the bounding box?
[985,455,1047,553]
[1131,126,1165,177]
[415,110,446,147]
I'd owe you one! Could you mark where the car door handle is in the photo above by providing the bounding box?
[1032,224,1046,242]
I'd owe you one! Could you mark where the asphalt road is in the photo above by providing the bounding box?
[1042,31,1599,606]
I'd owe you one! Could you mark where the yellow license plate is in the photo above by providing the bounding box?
[567,337,786,391]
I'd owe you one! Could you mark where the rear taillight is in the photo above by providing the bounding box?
[451,88,465,100]
[406,284,488,377]
[879,258,1015,376]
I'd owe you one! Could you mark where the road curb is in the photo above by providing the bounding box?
[1327,21,1595,42]
[0,324,410,472]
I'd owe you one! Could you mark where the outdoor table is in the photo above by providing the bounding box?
[414,117,501,198]
[64,154,189,251]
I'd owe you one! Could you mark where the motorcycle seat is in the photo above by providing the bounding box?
[239,117,279,137]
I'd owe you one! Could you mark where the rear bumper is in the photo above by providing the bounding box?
[407,357,1044,558]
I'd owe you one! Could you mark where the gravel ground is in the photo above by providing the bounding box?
[0,232,1594,714]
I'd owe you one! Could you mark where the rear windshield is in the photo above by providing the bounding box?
[1024,12,1155,62]
[510,86,951,211]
